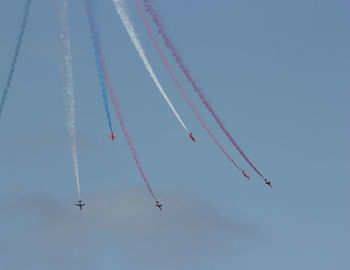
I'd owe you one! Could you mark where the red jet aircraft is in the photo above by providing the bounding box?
[189,133,196,142]
[108,132,118,141]
[265,178,272,188]
[155,201,163,211]
[242,170,250,180]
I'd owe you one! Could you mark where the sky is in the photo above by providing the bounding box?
[0,0,349,269]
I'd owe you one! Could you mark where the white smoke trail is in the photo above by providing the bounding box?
[55,0,81,197]
[112,0,190,134]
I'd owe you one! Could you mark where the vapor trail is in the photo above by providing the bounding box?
[54,0,81,197]
[0,0,32,118]
[106,76,157,201]
[143,0,266,180]
[83,0,158,202]
[84,0,114,135]
[137,0,245,175]
[112,0,190,135]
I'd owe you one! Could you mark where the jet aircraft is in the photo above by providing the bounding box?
[189,133,196,142]
[75,200,85,211]
[265,178,272,188]
[155,201,163,211]
[242,170,250,180]
[108,132,118,141]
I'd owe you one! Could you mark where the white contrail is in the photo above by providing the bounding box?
[112,0,190,134]
[55,0,81,197]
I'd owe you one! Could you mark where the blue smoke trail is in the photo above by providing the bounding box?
[84,0,114,134]
[0,0,32,118]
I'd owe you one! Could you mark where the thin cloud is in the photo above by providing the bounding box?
[0,188,255,270]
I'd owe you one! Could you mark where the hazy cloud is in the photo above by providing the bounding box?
[0,188,254,270]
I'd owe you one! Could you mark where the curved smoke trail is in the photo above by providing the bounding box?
[112,0,190,135]
[143,0,266,180]
[136,0,245,174]
[84,0,158,202]
[83,0,114,135]
[0,0,32,118]
[54,0,81,197]
[106,76,157,201]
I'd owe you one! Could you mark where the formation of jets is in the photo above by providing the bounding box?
[74,134,272,211]
[75,200,85,211]
[109,132,195,143]
[75,200,163,211]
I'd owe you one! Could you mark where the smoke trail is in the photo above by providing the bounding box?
[54,0,81,197]
[143,1,266,180]
[83,0,158,202]
[112,0,190,135]
[84,0,114,135]
[106,77,157,201]
[0,0,32,118]
[136,0,245,174]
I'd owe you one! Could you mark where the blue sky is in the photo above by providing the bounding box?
[0,0,349,269]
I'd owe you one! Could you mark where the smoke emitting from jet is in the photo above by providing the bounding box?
[84,0,159,203]
[142,0,267,181]
[84,0,114,136]
[137,0,248,177]
[54,0,81,198]
[0,0,32,118]
[112,0,190,136]
[105,70,158,202]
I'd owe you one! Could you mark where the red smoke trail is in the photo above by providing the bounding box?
[143,0,266,180]
[105,71,157,201]
[137,0,243,174]
[84,0,157,201]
